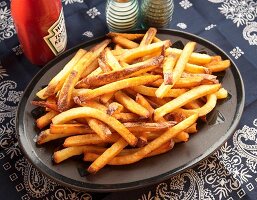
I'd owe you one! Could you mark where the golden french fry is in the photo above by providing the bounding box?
[171,42,196,87]
[185,63,211,74]
[140,27,157,46]
[53,145,107,164]
[112,112,140,122]
[50,123,93,134]
[87,138,128,173]
[205,60,230,72]
[136,93,154,118]
[74,75,161,101]
[36,110,58,129]
[107,32,145,40]
[132,85,187,98]
[102,47,123,70]
[173,131,189,143]
[99,92,114,104]
[107,102,124,116]
[166,48,212,65]
[86,118,112,140]
[112,36,139,49]
[31,100,58,112]
[75,56,163,88]
[120,40,171,63]
[154,84,221,121]
[63,134,120,147]
[114,91,150,118]
[52,107,138,146]
[215,88,228,99]
[80,58,99,79]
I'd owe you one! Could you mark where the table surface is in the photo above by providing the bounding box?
[1,0,257,199]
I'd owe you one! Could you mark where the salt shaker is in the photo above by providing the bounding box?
[141,0,174,28]
[106,0,139,32]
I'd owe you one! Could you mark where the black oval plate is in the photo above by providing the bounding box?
[16,29,244,192]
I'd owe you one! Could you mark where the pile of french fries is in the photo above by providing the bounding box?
[32,28,230,174]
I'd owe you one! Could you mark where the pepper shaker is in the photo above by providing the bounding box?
[141,0,174,28]
[106,0,139,32]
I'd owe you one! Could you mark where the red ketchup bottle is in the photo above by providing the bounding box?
[11,0,67,65]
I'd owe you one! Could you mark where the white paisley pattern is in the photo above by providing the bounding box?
[208,0,257,45]
[139,119,257,200]
[0,3,16,40]
[86,7,101,19]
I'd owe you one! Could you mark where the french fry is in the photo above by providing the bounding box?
[87,138,128,173]
[99,92,114,104]
[120,40,171,63]
[184,93,217,117]
[107,102,124,116]
[102,47,123,70]
[185,63,211,74]
[52,107,138,146]
[80,58,99,79]
[114,91,150,118]
[132,85,187,98]
[31,100,58,112]
[166,48,212,65]
[112,36,139,49]
[63,134,121,147]
[205,60,230,72]
[50,124,93,135]
[136,93,154,118]
[139,27,157,46]
[36,110,59,129]
[75,56,164,88]
[215,88,228,99]
[171,42,196,87]
[74,75,161,101]
[112,113,140,122]
[53,145,107,164]
[154,84,220,121]
[107,32,145,40]
[86,118,112,140]
[173,131,189,143]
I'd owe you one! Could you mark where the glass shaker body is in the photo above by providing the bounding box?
[141,0,174,28]
[106,0,139,32]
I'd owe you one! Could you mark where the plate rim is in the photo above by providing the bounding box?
[16,29,245,192]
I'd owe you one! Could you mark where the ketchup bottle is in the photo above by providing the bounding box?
[11,0,67,65]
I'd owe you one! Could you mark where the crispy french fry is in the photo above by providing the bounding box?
[74,75,161,101]
[50,123,93,134]
[185,63,211,74]
[107,102,124,116]
[112,112,140,122]
[120,40,171,63]
[140,27,157,46]
[171,42,196,87]
[80,58,99,79]
[114,44,123,50]
[154,84,220,121]
[173,131,189,143]
[136,93,154,118]
[63,134,120,147]
[215,88,228,99]
[31,100,58,112]
[205,60,230,72]
[87,138,128,173]
[114,91,150,118]
[102,47,123,70]
[99,92,114,104]
[53,145,107,163]
[52,107,138,146]
[107,32,145,40]
[132,85,187,98]
[112,36,139,49]
[166,48,212,65]
[87,118,112,140]
[75,56,164,88]
[36,110,59,129]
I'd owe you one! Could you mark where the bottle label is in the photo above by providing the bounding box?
[44,8,67,55]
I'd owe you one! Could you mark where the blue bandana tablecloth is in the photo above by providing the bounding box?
[1,0,257,199]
